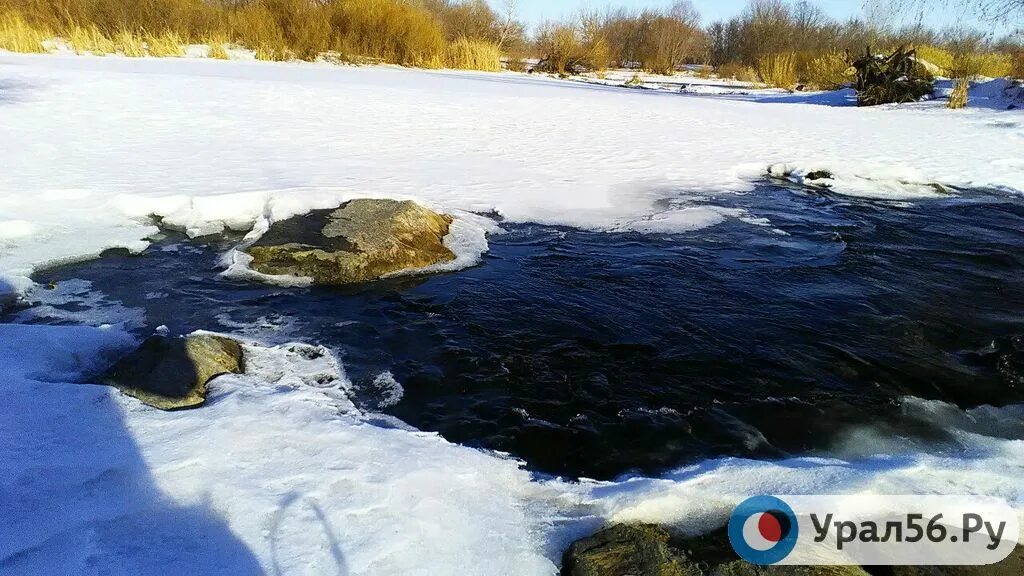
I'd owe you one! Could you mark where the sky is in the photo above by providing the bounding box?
[512,0,1010,33]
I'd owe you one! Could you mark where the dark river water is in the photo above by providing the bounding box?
[7,184,1024,480]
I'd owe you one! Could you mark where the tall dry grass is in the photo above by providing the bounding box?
[948,77,969,109]
[954,52,1012,78]
[916,44,1013,78]
[144,30,184,57]
[206,36,229,60]
[67,23,114,55]
[113,28,145,56]
[445,36,500,71]
[756,52,797,88]
[1012,50,1024,80]
[915,44,954,73]
[0,10,48,53]
[0,0,508,71]
[801,52,851,90]
[331,0,445,67]
[227,2,289,61]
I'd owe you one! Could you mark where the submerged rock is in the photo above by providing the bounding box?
[245,199,456,285]
[101,334,244,410]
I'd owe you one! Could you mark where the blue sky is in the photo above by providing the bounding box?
[512,0,1004,32]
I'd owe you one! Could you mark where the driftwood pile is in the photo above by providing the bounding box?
[850,46,934,106]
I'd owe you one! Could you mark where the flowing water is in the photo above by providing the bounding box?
[7,184,1024,480]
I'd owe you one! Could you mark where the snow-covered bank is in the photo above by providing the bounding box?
[2,325,1023,575]
[1,54,1023,296]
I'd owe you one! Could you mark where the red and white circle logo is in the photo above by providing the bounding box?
[729,496,799,564]
[742,510,789,551]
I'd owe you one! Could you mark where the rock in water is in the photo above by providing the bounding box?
[245,199,456,285]
[101,335,244,410]
[563,523,1020,575]
[561,524,694,576]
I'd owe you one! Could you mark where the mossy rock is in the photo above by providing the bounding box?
[101,334,244,410]
[246,199,455,285]
[682,528,868,576]
[886,542,1024,575]
[712,563,868,575]
[562,524,699,576]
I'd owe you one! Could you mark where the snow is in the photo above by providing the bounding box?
[2,53,1024,574]
[369,370,405,409]
[933,78,1024,110]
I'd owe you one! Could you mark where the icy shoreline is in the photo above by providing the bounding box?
[2,324,1023,574]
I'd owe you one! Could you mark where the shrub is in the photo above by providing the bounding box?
[0,0,512,68]
[756,52,797,88]
[948,77,968,109]
[801,52,851,90]
[533,22,580,75]
[504,55,527,72]
[329,0,445,67]
[717,61,758,82]
[637,11,702,75]
[228,2,290,62]
[915,44,953,75]
[0,11,49,53]
[951,52,1012,79]
[427,0,501,43]
[1012,50,1024,80]
[445,36,500,71]
[581,31,611,73]
[258,0,331,61]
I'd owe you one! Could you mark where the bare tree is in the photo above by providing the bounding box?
[669,0,701,26]
[495,0,522,50]
[866,0,1024,25]
[793,0,828,31]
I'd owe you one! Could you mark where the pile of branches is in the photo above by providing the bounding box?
[529,56,593,75]
[850,46,934,106]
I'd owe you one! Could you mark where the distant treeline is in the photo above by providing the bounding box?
[536,0,1023,86]
[0,0,1021,85]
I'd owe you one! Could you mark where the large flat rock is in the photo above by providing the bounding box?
[245,199,456,285]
